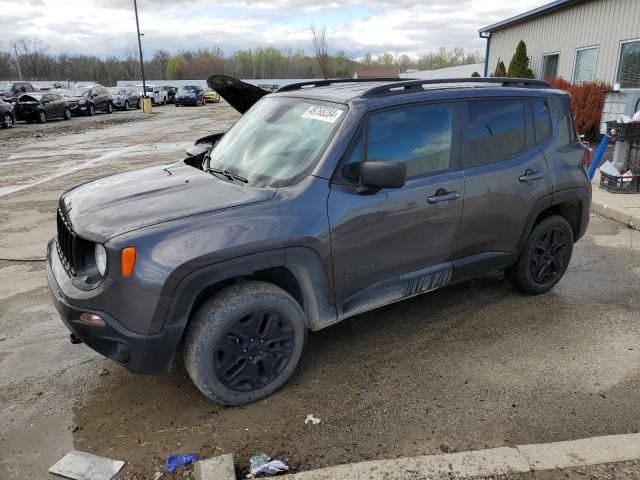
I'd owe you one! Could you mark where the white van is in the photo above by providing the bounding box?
[136,84,167,105]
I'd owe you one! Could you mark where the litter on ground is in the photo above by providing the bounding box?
[249,453,290,477]
[48,450,124,480]
[165,453,197,472]
[304,414,321,425]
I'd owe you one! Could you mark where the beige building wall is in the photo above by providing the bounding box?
[486,0,640,84]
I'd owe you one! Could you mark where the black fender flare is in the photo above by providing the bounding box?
[159,247,337,340]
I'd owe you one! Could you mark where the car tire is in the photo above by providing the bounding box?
[106,101,113,114]
[175,103,179,107]
[505,215,573,295]
[184,281,306,406]
[124,100,129,110]
[88,104,95,116]
[136,98,141,109]
[37,110,47,124]
[63,108,71,120]
[1,113,13,128]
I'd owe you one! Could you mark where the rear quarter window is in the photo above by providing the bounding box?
[533,99,552,144]
[550,95,577,146]
[466,99,526,168]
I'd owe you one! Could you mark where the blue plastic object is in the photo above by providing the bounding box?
[587,134,609,181]
[166,453,198,472]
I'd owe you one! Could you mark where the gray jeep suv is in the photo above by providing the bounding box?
[46,76,591,405]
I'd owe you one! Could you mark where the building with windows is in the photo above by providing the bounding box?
[479,0,640,87]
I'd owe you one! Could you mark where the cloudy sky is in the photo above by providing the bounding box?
[2,0,548,59]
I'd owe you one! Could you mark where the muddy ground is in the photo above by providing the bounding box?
[1,103,639,479]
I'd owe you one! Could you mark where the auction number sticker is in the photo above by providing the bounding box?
[302,105,343,123]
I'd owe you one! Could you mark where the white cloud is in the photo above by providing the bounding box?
[0,0,549,58]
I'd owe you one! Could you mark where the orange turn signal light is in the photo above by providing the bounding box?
[121,247,137,277]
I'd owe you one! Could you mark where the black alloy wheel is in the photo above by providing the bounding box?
[530,227,569,285]
[505,215,573,295]
[184,281,306,405]
[213,310,295,392]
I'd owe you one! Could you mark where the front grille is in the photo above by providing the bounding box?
[56,208,80,276]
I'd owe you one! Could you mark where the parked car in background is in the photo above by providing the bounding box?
[203,88,220,103]
[0,99,16,128]
[108,86,141,110]
[137,84,167,105]
[0,81,36,101]
[175,85,205,106]
[15,93,71,123]
[65,85,113,116]
[161,86,177,104]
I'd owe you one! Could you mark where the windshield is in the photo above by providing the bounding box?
[109,88,126,94]
[0,82,13,92]
[66,88,90,97]
[208,97,346,188]
[178,86,198,93]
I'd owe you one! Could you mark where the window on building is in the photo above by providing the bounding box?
[542,54,559,80]
[573,47,598,83]
[532,99,552,144]
[366,103,453,179]
[616,39,640,88]
[466,99,526,167]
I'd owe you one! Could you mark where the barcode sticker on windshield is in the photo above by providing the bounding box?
[302,105,343,123]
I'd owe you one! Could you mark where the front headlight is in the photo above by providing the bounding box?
[79,99,87,105]
[94,243,107,276]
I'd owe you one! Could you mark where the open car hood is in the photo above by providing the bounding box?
[206,75,270,114]
[18,94,39,103]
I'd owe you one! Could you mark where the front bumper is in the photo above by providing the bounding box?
[46,239,181,374]
[69,103,88,114]
[176,97,198,105]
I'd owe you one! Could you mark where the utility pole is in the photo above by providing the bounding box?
[11,43,23,81]
[133,0,146,98]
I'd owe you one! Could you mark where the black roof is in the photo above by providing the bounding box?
[272,77,553,104]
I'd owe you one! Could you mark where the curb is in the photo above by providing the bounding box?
[279,433,640,479]
[591,199,639,230]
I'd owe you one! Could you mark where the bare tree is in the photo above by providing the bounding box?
[13,37,49,79]
[152,48,171,80]
[310,24,330,79]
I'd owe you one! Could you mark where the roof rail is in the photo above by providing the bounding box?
[362,77,551,98]
[277,77,406,92]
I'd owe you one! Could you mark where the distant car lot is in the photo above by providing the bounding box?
[0,82,220,129]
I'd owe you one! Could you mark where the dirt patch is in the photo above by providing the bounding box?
[0,109,158,147]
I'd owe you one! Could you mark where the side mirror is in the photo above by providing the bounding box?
[360,160,407,190]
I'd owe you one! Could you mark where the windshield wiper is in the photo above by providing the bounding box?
[208,167,248,184]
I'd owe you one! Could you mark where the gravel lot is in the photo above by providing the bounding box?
[0,103,639,479]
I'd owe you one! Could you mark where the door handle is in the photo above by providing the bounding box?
[427,190,460,204]
[519,170,544,183]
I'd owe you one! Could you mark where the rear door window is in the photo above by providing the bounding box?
[466,99,526,167]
